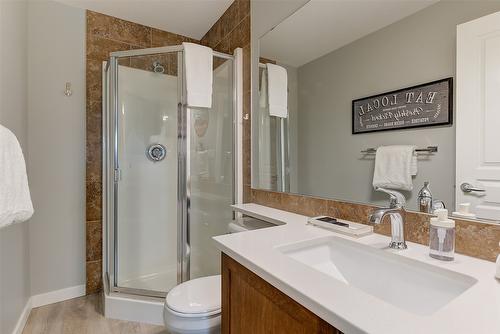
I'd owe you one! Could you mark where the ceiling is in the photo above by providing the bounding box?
[56,0,234,40]
[260,0,438,67]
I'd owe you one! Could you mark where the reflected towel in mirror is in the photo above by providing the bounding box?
[266,63,288,118]
[372,145,417,191]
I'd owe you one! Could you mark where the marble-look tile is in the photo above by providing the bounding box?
[86,181,102,222]
[151,28,197,47]
[86,100,102,184]
[455,219,500,262]
[243,185,252,203]
[220,1,240,38]
[87,10,151,47]
[86,59,103,102]
[243,45,251,93]
[86,35,131,61]
[237,0,250,22]
[229,15,250,50]
[213,36,231,55]
[129,53,180,76]
[86,221,102,262]
[87,100,102,146]
[86,260,103,295]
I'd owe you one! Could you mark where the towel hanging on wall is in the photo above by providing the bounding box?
[266,63,288,118]
[183,42,213,108]
[372,145,417,191]
[0,124,34,229]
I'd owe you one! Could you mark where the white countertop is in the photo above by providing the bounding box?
[213,203,500,334]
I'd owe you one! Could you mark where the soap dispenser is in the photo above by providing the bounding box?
[429,209,455,261]
[418,181,433,213]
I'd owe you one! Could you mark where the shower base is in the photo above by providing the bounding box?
[103,276,165,325]
[119,268,178,292]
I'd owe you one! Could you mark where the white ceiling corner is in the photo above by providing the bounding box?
[55,0,234,40]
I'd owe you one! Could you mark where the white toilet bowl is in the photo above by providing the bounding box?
[164,275,221,334]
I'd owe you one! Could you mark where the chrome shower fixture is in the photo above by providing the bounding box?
[152,61,165,74]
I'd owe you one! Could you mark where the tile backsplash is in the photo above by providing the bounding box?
[251,189,500,262]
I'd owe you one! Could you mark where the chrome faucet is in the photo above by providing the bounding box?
[369,188,408,250]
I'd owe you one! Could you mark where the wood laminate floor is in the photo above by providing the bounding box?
[22,293,167,334]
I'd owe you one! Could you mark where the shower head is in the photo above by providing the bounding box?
[152,61,165,74]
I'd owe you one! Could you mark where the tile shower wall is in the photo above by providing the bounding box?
[85,10,196,294]
[251,189,500,262]
[200,0,251,200]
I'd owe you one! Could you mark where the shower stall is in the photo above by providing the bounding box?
[102,44,242,314]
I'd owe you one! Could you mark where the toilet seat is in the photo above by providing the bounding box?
[164,275,221,334]
[166,275,221,316]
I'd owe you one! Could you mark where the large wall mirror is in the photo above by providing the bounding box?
[252,0,500,222]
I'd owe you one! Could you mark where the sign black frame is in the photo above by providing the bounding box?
[351,77,453,135]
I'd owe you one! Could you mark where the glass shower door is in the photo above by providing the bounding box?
[114,54,181,295]
[188,56,234,279]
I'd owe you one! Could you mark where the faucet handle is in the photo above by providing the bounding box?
[375,187,406,208]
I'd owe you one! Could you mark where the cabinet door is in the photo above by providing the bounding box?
[222,254,341,334]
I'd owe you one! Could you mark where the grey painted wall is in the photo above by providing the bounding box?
[27,1,86,295]
[296,1,500,210]
[251,0,310,186]
[0,1,31,333]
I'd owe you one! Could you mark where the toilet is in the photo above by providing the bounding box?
[163,275,221,334]
[164,217,274,333]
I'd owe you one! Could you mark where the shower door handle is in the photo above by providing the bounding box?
[114,168,122,182]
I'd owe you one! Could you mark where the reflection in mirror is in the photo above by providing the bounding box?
[252,0,500,219]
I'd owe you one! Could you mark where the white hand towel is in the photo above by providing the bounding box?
[259,67,268,108]
[183,42,213,108]
[372,145,417,191]
[0,124,34,229]
[266,63,288,118]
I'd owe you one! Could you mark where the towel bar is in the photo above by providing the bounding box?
[361,146,438,154]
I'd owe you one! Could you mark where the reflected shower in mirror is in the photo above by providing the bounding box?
[252,0,500,214]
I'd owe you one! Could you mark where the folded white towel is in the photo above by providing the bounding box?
[266,63,288,118]
[0,124,34,229]
[183,42,213,108]
[372,145,417,191]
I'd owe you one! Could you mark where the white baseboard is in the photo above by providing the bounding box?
[11,285,86,334]
[31,284,86,308]
[12,297,32,334]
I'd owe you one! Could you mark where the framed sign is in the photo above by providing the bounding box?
[352,78,453,134]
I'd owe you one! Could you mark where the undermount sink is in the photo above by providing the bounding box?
[277,236,477,316]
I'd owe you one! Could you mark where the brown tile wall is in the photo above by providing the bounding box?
[85,10,198,294]
[200,0,251,201]
[251,189,500,262]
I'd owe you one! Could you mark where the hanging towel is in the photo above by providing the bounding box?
[372,145,417,191]
[259,67,268,109]
[0,124,34,229]
[266,63,288,118]
[183,42,213,108]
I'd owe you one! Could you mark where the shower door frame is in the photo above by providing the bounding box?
[103,45,239,298]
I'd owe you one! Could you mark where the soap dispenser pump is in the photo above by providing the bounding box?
[429,209,455,261]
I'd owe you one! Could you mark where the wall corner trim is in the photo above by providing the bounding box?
[31,284,86,308]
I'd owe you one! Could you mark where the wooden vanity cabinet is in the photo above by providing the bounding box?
[221,253,342,334]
